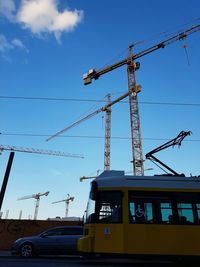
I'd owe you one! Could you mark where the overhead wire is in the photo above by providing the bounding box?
[1,132,200,142]
[0,95,200,107]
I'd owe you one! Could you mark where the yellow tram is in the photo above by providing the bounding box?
[78,170,200,259]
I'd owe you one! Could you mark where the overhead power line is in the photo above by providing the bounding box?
[1,132,200,142]
[0,95,200,107]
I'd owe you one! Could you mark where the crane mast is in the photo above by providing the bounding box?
[127,46,144,175]
[104,94,111,170]
[83,23,200,176]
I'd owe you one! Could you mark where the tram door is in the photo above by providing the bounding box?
[94,191,124,254]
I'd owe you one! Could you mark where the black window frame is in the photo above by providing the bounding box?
[128,191,200,225]
[95,190,123,224]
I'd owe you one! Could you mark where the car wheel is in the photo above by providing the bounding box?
[20,243,34,258]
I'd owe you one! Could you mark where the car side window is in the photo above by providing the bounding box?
[61,228,83,236]
[43,229,62,236]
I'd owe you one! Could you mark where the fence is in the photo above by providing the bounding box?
[0,219,83,250]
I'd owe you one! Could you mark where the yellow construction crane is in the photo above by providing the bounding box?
[46,94,112,170]
[46,91,138,170]
[82,23,200,176]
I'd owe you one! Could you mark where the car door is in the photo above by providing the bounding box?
[58,227,83,255]
[36,228,63,255]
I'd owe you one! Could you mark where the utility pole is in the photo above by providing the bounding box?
[0,152,15,211]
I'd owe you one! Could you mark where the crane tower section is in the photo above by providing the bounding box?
[104,94,111,171]
[127,46,144,175]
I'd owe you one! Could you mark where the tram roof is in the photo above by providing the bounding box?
[95,170,200,191]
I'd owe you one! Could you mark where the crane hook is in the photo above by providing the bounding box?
[182,43,190,66]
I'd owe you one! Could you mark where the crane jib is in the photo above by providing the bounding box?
[87,23,200,81]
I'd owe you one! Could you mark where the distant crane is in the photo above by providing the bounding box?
[0,144,84,158]
[5,209,9,219]
[46,91,138,170]
[18,191,50,220]
[19,210,22,220]
[52,194,74,218]
[82,23,200,176]
[80,175,97,182]
[47,94,111,170]
[0,145,83,213]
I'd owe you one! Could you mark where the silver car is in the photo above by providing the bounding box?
[11,226,83,258]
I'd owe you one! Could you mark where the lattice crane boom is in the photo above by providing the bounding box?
[46,91,131,142]
[83,23,200,176]
[18,194,38,200]
[83,24,200,84]
[0,144,83,158]
[46,91,133,170]
[18,191,50,200]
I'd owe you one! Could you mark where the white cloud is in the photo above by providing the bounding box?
[11,38,28,52]
[0,34,13,52]
[0,0,83,43]
[0,34,28,59]
[17,0,83,42]
[0,0,16,21]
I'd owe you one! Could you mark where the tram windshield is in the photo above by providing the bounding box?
[85,181,122,224]
[84,181,97,223]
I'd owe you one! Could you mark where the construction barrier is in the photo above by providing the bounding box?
[0,219,83,250]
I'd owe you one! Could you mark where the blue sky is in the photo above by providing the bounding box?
[0,0,200,220]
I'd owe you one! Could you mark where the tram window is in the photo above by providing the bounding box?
[196,204,200,222]
[96,191,122,223]
[177,203,194,224]
[160,202,173,223]
[129,200,153,223]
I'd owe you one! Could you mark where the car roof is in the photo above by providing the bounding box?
[46,225,83,230]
